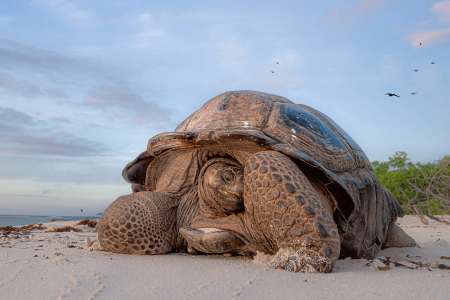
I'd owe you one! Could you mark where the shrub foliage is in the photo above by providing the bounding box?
[372,152,450,216]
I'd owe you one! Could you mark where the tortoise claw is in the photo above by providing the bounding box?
[180,227,248,255]
[186,244,202,255]
[270,248,333,273]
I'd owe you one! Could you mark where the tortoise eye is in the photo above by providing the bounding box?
[222,172,234,183]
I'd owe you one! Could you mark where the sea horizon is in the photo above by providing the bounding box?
[0,214,101,227]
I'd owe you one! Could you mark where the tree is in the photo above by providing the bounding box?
[372,151,417,207]
[388,151,411,171]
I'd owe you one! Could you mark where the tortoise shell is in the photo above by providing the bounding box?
[123,90,403,258]
[175,90,369,172]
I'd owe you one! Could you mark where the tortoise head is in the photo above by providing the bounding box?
[198,158,244,214]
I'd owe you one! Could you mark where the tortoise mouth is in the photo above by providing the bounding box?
[216,188,244,213]
[217,188,241,200]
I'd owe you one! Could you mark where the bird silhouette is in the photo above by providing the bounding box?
[276,62,279,64]
[414,70,418,72]
[81,209,83,212]
[431,62,435,64]
[271,71,274,73]
[411,92,417,95]
[420,43,422,45]
[385,93,400,97]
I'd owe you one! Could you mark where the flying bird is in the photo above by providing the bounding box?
[81,209,83,212]
[414,70,418,72]
[411,92,417,95]
[276,62,279,64]
[271,71,274,73]
[431,62,435,64]
[385,93,400,97]
[420,43,422,45]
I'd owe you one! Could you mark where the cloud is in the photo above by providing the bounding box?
[133,28,166,38]
[328,0,391,22]
[0,131,111,157]
[41,189,51,194]
[0,122,22,135]
[406,2,450,47]
[0,72,44,97]
[264,75,303,90]
[0,106,46,127]
[431,1,450,23]
[139,13,153,23]
[273,49,300,68]
[31,0,97,26]
[214,38,247,62]
[0,154,128,185]
[176,11,226,22]
[406,28,450,47]
[158,11,226,23]
[0,194,51,198]
[0,37,116,80]
[79,84,173,125]
[118,12,165,43]
[45,88,68,99]
[0,72,71,99]
[0,107,109,157]
[48,117,72,123]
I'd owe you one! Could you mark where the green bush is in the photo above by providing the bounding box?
[371,152,450,215]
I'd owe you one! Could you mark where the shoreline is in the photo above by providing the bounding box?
[1,215,449,299]
[0,215,101,227]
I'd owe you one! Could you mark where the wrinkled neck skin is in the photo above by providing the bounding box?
[173,187,200,250]
[148,146,268,253]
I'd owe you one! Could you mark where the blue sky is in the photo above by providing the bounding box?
[0,0,449,215]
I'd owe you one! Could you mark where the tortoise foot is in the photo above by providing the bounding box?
[271,248,333,273]
[180,227,249,255]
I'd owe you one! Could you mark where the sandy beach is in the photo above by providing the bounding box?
[1,215,449,300]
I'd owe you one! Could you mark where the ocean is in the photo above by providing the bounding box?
[0,215,100,227]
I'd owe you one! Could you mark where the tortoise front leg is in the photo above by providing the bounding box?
[244,151,340,273]
[97,191,178,255]
[179,226,249,255]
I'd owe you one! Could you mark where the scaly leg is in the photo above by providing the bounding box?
[97,191,178,255]
[382,224,418,249]
[244,151,341,273]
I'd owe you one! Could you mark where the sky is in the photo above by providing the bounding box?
[0,0,449,216]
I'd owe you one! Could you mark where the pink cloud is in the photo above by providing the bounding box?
[84,98,105,106]
[431,1,450,23]
[265,79,279,87]
[328,0,391,22]
[407,28,450,47]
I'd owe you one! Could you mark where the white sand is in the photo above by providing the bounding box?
[1,216,450,300]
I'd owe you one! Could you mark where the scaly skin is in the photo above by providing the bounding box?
[244,151,340,272]
[97,191,178,255]
[184,151,341,272]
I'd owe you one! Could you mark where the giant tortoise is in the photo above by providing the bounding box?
[97,90,416,273]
